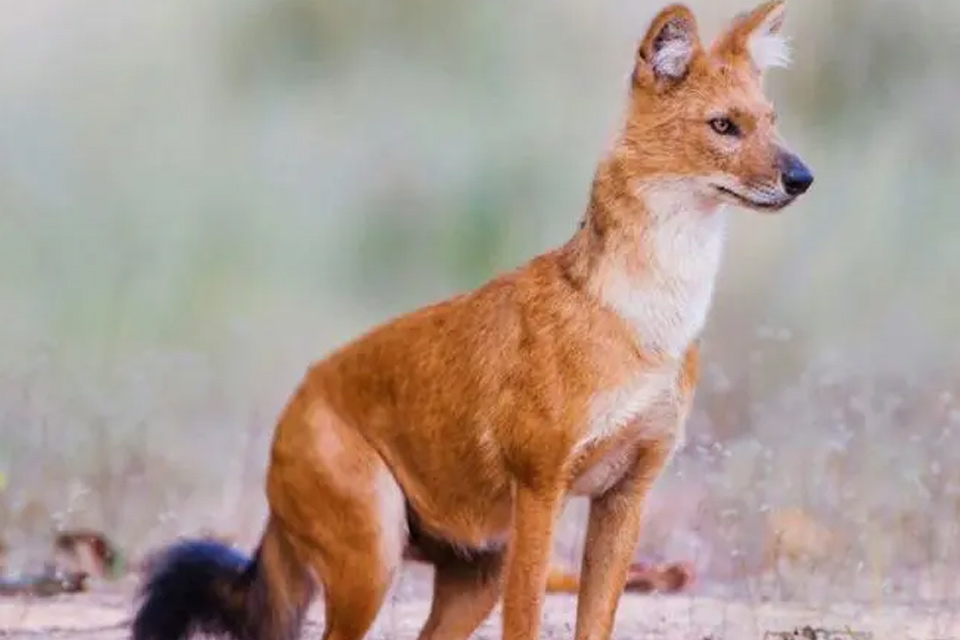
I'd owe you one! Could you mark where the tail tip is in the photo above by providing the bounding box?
[132,538,251,640]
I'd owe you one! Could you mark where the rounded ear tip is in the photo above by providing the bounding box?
[646,3,700,41]
[658,3,698,25]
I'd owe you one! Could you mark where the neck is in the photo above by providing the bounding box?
[560,152,729,358]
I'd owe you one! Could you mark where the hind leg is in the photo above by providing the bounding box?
[315,467,405,640]
[417,551,503,640]
[266,394,407,640]
[318,550,399,640]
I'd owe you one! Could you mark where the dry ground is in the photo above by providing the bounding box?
[2,566,958,640]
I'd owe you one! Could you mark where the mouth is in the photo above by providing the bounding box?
[712,185,794,212]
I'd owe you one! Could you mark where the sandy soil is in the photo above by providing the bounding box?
[2,568,958,640]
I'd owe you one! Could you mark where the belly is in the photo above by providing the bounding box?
[403,485,514,551]
[374,435,515,551]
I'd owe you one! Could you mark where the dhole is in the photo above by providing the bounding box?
[132,2,812,639]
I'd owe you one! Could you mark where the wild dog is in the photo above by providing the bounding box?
[132,2,812,640]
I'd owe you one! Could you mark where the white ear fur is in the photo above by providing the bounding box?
[746,3,791,70]
[651,20,697,79]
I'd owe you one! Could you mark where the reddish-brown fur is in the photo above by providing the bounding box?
[132,3,812,640]
[545,561,695,595]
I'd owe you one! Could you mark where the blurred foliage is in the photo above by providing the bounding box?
[0,0,958,602]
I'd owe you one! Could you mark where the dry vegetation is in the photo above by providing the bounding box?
[1,0,959,633]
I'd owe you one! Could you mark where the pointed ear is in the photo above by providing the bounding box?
[713,0,790,73]
[634,4,702,88]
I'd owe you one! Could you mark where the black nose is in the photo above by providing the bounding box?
[779,153,814,196]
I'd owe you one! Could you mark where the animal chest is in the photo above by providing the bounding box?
[599,204,727,359]
[569,365,684,497]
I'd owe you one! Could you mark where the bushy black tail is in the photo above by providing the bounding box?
[132,518,314,640]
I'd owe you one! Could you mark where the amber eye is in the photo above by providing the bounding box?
[708,117,740,137]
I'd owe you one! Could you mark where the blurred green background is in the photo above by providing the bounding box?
[1,0,959,604]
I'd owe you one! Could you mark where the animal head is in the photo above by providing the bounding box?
[620,1,813,212]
